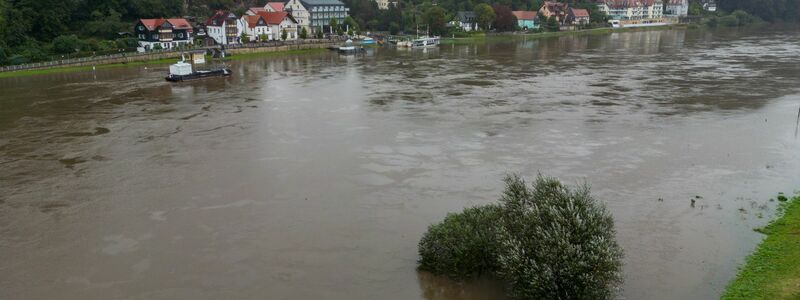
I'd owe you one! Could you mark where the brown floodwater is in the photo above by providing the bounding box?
[1,26,800,299]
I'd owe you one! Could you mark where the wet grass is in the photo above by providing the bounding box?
[723,193,800,299]
[0,48,329,79]
[0,57,180,79]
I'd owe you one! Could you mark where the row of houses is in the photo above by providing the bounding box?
[134,0,349,50]
[454,0,696,32]
[454,2,590,32]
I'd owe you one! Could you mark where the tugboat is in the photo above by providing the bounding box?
[165,52,231,82]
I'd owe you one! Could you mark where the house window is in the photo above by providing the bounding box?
[138,25,145,31]
[177,32,184,38]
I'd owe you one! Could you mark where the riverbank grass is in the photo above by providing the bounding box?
[723,193,800,299]
[0,48,329,79]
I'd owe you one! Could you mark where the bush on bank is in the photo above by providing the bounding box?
[418,174,624,299]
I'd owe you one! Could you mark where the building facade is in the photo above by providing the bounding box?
[567,8,590,25]
[285,0,311,32]
[511,11,539,30]
[301,0,349,33]
[134,18,193,50]
[665,0,689,17]
[206,11,243,45]
[456,11,478,31]
[598,0,664,20]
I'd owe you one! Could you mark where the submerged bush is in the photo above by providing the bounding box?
[418,174,624,299]
[418,204,504,279]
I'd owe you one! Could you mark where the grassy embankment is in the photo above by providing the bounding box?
[723,193,800,299]
[0,47,329,79]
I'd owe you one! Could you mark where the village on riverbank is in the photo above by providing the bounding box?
[0,0,731,74]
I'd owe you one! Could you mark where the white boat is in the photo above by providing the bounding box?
[411,36,440,48]
[337,39,364,54]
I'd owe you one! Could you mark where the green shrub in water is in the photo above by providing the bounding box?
[418,204,504,279]
[418,174,624,299]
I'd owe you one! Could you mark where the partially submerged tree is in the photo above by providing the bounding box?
[418,174,624,299]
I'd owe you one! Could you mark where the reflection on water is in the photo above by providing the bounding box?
[1,26,800,300]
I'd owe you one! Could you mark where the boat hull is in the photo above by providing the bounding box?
[165,69,231,82]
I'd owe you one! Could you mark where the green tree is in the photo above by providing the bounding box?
[474,3,496,30]
[259,33,268,42]
[240,32,250,43]
[329,18,339,33]
[52,35,81,54]
[281,28,287,40]
[423,6,447,35]
[545,15,559,32]
[300,27,308,39]
[389,22,400,35]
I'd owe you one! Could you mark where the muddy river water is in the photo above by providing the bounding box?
[2,26,800,299]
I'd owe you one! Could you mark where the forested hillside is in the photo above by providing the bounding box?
[719,0,800,22]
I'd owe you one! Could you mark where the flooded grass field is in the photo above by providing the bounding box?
[1,26,800,299]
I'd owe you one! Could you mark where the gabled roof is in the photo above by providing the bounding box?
[512,11,538,20]
[243,15,268,28]
[138,18,193,31]
[206,10,238,25]
[569,8,589,18]
[256,11,297,25]
[542,1,567,12]
[248,7,266,13]
[457,11,475,22]
[265,2,285,11]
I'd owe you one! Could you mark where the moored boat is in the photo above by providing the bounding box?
[411,36,440,48]
[165,53,231,82]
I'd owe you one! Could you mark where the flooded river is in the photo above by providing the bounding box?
[2,26,800,299]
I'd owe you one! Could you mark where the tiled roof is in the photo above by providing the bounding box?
[569,8,589,17]
[512,11,538,20]
[266,2,285,11]
[139,18,193,31]
[206,10,237,25]
[249,7,266,13]
[243,15,266,28]
[256,11,297,25]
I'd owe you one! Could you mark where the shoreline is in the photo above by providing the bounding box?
[0,48,331,79]
[723,193,800,299]
[0,25,691,79]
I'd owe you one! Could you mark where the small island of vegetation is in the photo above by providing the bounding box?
[418,174,624,299]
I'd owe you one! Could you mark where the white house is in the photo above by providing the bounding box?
[455,11,477,31]
[241,14,272,41]
[284,0,310,33]
[665,0,689,17]
[206,10,244,45]
[257,11,300,40]
[598,0,664,20]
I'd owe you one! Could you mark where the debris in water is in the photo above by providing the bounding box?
[690,199,696,208]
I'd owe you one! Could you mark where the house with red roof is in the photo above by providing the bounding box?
[511,11,539,30]
[257,11,300,40]
[206,11,244,45]
[240,12,299,41]
[567,8,590,25]
[134,18,194,50]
